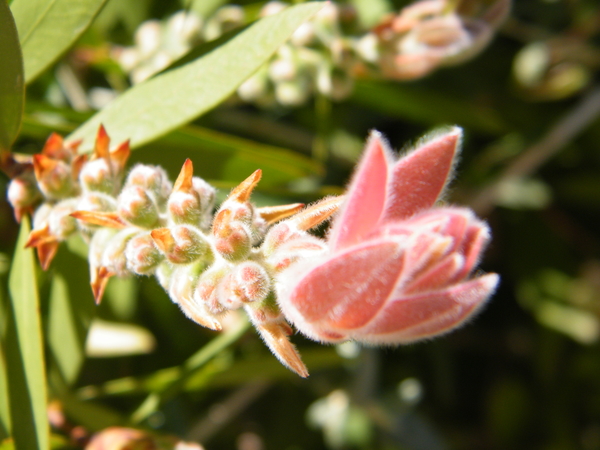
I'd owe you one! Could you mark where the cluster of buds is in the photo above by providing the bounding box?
[6,126,498,377]
[373,0,511,80]
[113,0,510,107]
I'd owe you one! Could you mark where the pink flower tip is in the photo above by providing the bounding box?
[277,128,498,345]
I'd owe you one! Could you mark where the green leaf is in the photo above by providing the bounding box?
[132,124,323,188]
[5,217,49,450]
[10,0,108,83]
[68,2,325,152]
[0,0,24,153]
[47,242,96,385]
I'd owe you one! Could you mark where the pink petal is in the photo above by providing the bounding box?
[354,273,499,344]
[452,223,490,281]
[381,128,462,222]
[404,253,464,294]
[286,239,404,325]
[329,132,391,251]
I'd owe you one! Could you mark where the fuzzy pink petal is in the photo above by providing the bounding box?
[329,132,391,251]
[452,223,491,281]
[382,128,461,222]
[404,253,465,295]
[286,240,404,325]
[355,273,499,344]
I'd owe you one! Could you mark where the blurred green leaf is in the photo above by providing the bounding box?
[68,2,325,152]
[133,124,323,187]
[11,0,108,83]
[0,0,24,153]
[187,0,227,18]
[0,336,10,440]
[47,244,96,385]
[352,81,507,134]
[5,217,49,450]
[131,317,250,423]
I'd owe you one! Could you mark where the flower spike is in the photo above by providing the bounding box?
[5,126,498,377]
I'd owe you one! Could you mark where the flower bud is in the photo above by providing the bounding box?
[260,2,289,17]
[166,10,203,45]
[125,232,164,275]
[7,172,42,221]
[118,185,160,228]
[203,5,245,41]
[238,66,271,102]
[125,164,172,207]
[134,20,162,57]
[274,78,311,107]
[89,228,118,302]
[170,262,224,331]
[102,228,140,277]
[217,262,271,310]
[269,57,298,83]
[151,225,212,265]
[48,199,79,240]
[79,158,118,194]
[193,177,216,229]
[33,155,76,200]
[212,215,252,261]
[193,263,229,314]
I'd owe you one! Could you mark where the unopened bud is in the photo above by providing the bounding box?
[291,22,316,47]
[102,228,140,276]
[274,78,311,107]
[166,10,203,44]
[76,192,118,233]
[238,66,271,102]
[151,225,212,265]
[33,155,76,199]
[204,5,245,41]
[269,57,298,83]
[217,262,271,310]
[170,262,224,330]
[7,172,42,221]
[32,202,53,230]
[48,199,78,240]
[79,158,118,194]
[355,33,380,63]
[125,164,172,207]
[260,1,289,17]
[134,20,162,57]
[193,177,216,229]
[125,232,164,274]
[118,185,160,228]
[193,263,229,313]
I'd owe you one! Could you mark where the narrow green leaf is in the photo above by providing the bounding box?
[132,124,323,187]
[0,337,10,440]
[131,318,250,423]
[0,0,24,153]
[47,243,96,385]
[10,0,108,83]
[68,2,324,152]
[0,280,12,440]
[5,217,49,450]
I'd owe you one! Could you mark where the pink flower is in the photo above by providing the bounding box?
[278,127,499,344]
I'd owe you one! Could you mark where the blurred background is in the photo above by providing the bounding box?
[2,0,600,449]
